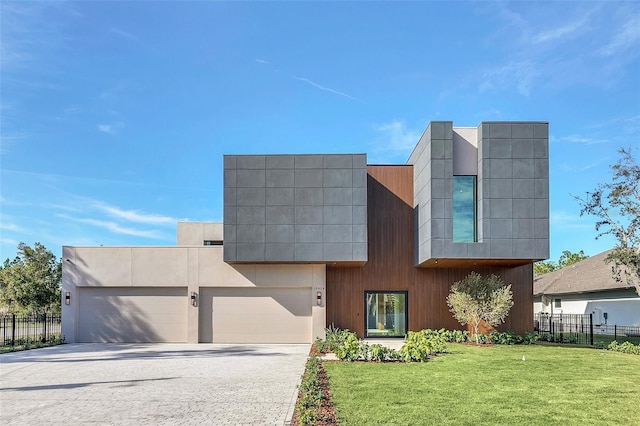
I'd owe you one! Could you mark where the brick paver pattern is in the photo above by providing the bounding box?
[0,343,309,425]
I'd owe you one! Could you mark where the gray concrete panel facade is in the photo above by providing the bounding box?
[408,121,549,265]
[224,154,367,263]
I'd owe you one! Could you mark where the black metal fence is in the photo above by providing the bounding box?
[534,313,640,347]
[1,313,62,346]
[534,313,594,345]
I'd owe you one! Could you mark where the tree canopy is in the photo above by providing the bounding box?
[533,250,589,276]
[446,272,513,343]
[0,242,62,314]
[576,148,640,296]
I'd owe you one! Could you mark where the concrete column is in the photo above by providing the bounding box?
[311,265,326,340]
[187,248,199,343]
[61,246,78,343]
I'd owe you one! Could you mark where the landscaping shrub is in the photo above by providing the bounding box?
[313,337,329,354]
[608,341,640,355]
[443,328,470,343]
[324,325,355,352]
[400,330,448,362]
[489,330,524,345]
[335,333,367,362]
[523,332,539,345]
[295,357,322,425]
[367,343,401,362]
[1,335,65,354]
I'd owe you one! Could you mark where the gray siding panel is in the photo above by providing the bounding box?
[409,121,549,264]
[224,154,367,263]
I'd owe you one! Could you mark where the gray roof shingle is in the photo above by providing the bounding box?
[533,250,634,296]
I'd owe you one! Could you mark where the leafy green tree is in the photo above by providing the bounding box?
[576,148,640,296]
[446,272,514,343]
[557,250,588,268]
[0,242,62,314]
[534,250,589,276]
[533,260,557,276]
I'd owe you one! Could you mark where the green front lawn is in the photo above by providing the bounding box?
[324,344,640,425]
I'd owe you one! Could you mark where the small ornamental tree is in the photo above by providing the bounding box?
[446,272,514,343]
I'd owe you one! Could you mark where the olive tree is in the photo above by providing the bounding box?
[446,272,514,343]
[575,148,640,296]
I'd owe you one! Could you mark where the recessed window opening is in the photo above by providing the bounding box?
[453,175,477,242]
[554,298,562,308]
[204,240,223,246]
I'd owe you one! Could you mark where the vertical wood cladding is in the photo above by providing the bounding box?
[326,165,534,336]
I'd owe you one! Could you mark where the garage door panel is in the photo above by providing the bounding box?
[199,287,311,344]
[78,287,187,343]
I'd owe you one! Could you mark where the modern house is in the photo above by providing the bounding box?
[62,121,549,343]
[534,250,640,327]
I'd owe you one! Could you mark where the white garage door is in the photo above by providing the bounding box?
[199,287,311,343]
[78,287,188,343]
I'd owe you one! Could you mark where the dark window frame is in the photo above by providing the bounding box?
[363,290,408,339]
[452,175,477,243]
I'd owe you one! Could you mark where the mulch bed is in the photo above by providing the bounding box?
[291,345,338,425]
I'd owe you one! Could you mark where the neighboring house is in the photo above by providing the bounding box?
[62,121,549,343]
[534,250,640,326]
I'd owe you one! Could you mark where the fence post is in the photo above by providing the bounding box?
[11,313,16,346]
[41,312,47,343]
[589,314,594,346]
[614,325,617,342]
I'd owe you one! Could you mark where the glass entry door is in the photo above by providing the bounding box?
[365,291,407,337]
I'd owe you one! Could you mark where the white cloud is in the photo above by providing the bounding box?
[76,218,163,239]
[92,202,178,225]
[373,120,420,153]
[294,76,360,102]
[559,162,600,173]
[479,61,538,96]
[530,12,591,44]
[255,58,269,64]
[1,237,19,249]
[0,222,23,232]
[550,211,593,230]
[111,27,140,42]
[551,134,610,145]
[97,122,124,135]
[368,120,421,164]
[598,14,640,56]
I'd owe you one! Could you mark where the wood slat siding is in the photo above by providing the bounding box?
[326,165,534,337]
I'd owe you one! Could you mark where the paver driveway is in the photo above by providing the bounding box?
[0,343,309,425]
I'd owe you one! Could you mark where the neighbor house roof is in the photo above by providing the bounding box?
[534,250,634,296]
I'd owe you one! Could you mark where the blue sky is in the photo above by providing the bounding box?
[1,1,638,262]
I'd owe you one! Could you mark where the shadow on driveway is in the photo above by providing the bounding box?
[1,377,178,392]
[0,343,302,364]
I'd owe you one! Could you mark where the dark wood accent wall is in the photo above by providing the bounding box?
[326,165,534,336]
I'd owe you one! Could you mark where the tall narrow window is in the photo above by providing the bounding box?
[453,176,477,242]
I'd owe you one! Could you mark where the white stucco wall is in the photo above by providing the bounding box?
[534,293,640,326]
[62,245,326,343]
[452,127,478,176]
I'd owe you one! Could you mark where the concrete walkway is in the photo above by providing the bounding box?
[0,343,309,425]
